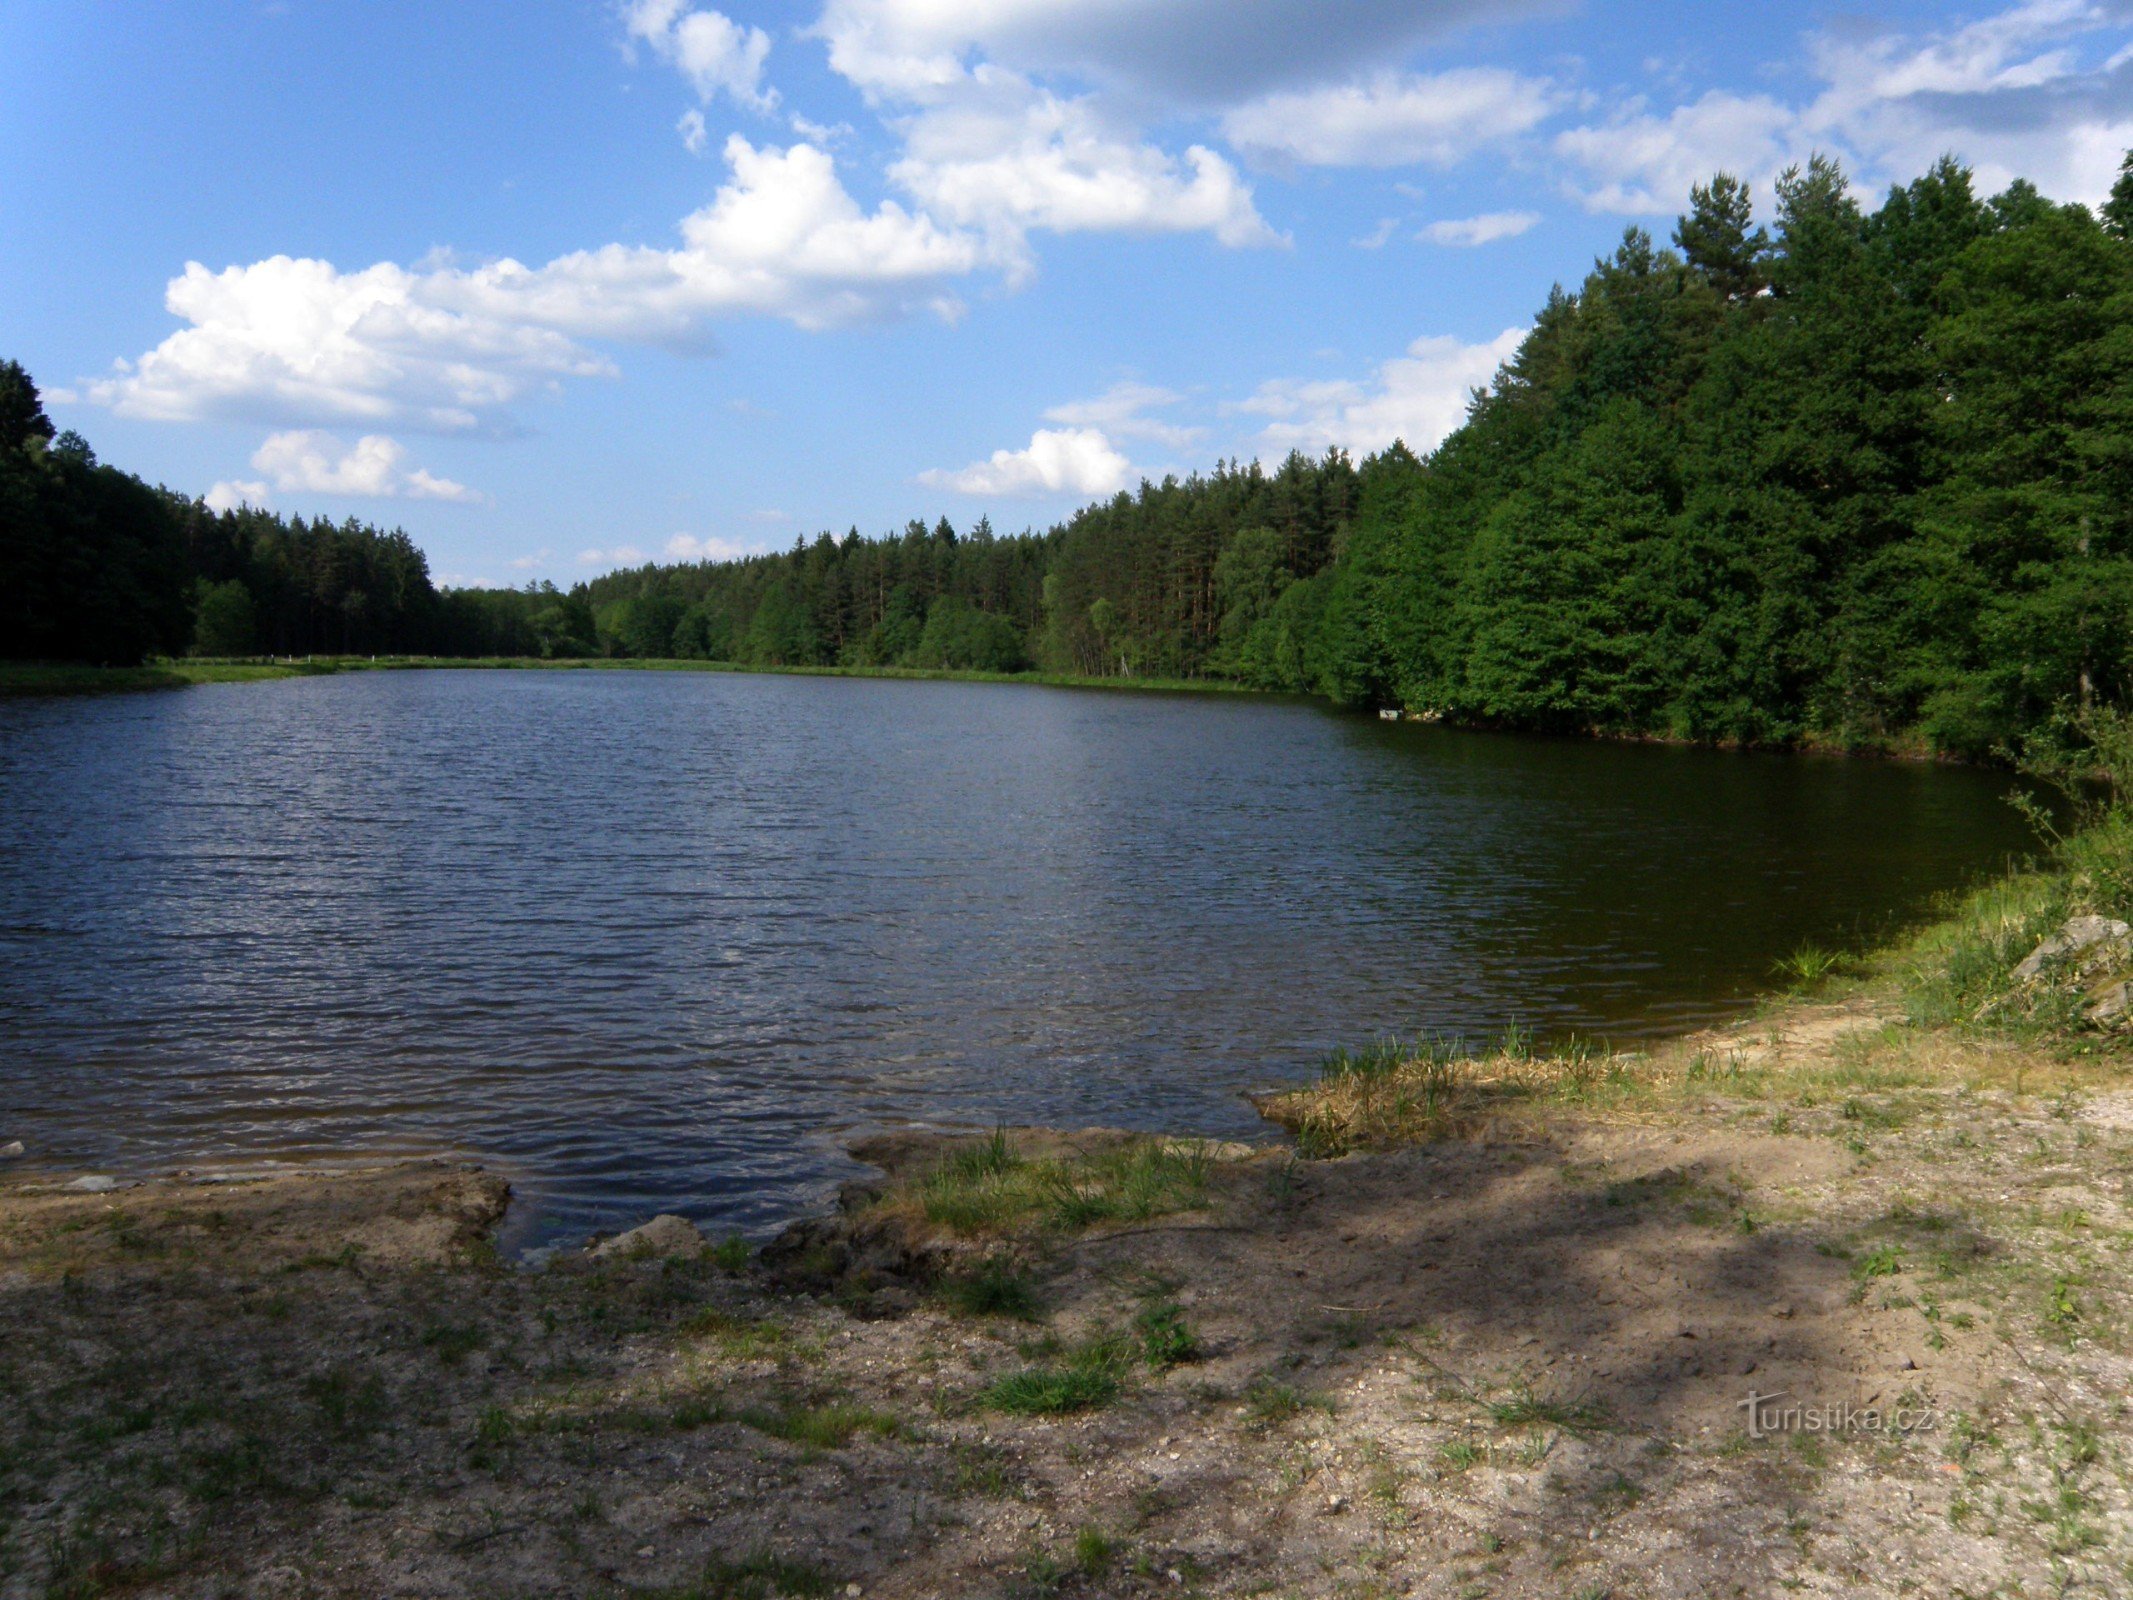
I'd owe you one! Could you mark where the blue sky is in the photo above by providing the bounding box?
[6,1,2133,587]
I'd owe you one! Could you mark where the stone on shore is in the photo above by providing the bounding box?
[0,1141,23,1160]
[2012,914,2131,983]
[591,1213,707,1261]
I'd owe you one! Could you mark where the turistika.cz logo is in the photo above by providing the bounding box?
[1738,1390,1938,1440]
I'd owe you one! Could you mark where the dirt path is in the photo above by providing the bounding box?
[4,1004,2132,1599]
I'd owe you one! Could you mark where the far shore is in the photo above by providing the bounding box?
[0,654,1263,701]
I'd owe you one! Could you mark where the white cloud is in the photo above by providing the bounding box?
[247,430,484,502]
[921,426,1134,496]
[86,137,985,429]
[665,532,772,560]
[204,480,269,514]
[1555,91,1801,214]
[623,0,775,111]
[578,545,649,566]
[1237,326,1526,457]
[1223,69,1556,167]
[677,108,710,154]
[1554,2,2133,215]
[1420,209,1540,246]
[509,549,553,571]
[1352,217,1401,250]
[1042,382,1203,450]
[888,71,1278,255]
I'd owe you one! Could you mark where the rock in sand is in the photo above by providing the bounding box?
[2012,915,2131,983]
[591,1213,708,1261]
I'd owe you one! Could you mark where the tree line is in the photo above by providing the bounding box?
[8,145,2133,756]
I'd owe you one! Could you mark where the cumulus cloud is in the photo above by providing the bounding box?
[1236,327,1526,457]
[623,0,775,111]
[677,108,710,154]
[665,532,773,560]
[886,71,1277,258]
[204,480,269,514]
[1555,1,2133,214]
[1555,91,1802,214]
[1042,382,1203,450]
[1223,69,1556,168]
[578,545,648,566]
[84,137,984,430]
[248,430,483,502]
[1420,209,1541,246]
[921,426,1134,497]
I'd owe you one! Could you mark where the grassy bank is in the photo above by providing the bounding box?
[0,655,1262,700]
[0,659,335,696]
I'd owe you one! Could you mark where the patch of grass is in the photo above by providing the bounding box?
[684,1308,808,1364]
[1072,1525,1118,1574]
[1774,941,1848,989]
[2046,1276,2082,1328]
[937,1260,1042,1320]
[1482,1379,1608,1435]
[642,1550,836,1599]
[737,1402,903,1450]
[1259,1032,1635,1156]
[1437,1437,1483,1472]
[708,1234,751,1272]
[981,1364,1120,1417]
[907,1130,1212,1236]
[1133,1302,1200,1370]
[1241,1376,1334,1431]
[1854,1243,1906,1280]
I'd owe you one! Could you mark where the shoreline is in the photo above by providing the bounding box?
[9,923,2133,1594]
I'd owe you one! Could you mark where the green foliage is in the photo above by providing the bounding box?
[1132,1301,1200,1369]
[910,1130,1211,1236]
[190,580,257,657]
[979,1344,1123,1415]
[937,1259,1041,1320]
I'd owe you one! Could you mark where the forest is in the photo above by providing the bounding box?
[7,146,2133,756]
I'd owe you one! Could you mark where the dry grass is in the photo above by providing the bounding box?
[1255,1035,1639,1157]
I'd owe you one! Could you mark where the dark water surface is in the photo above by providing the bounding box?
[0,670,2032,1246]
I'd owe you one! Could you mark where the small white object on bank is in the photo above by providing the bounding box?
[0,1141,24,1160]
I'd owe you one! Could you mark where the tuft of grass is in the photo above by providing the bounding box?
[1482,1379,1608,1435]
[1774,941,1847,989]
[981,1366,1119,1416]
[904,1129,1212,1237]
[981,1341,1127,1416]
[1257,1029,1636,1157]
[645,1550,836,1599]
[1133,1302,1200,1370]
[1072,1525,1118,1574]
[1240,1376,1334,1431]
[737,1402,903,1450]
[708,1234,751,1272]
[938,1260,1042,1320]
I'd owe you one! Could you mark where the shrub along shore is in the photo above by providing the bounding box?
[6,748,2133,1597]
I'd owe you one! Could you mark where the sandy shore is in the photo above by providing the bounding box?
[4,996,2132,1599]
